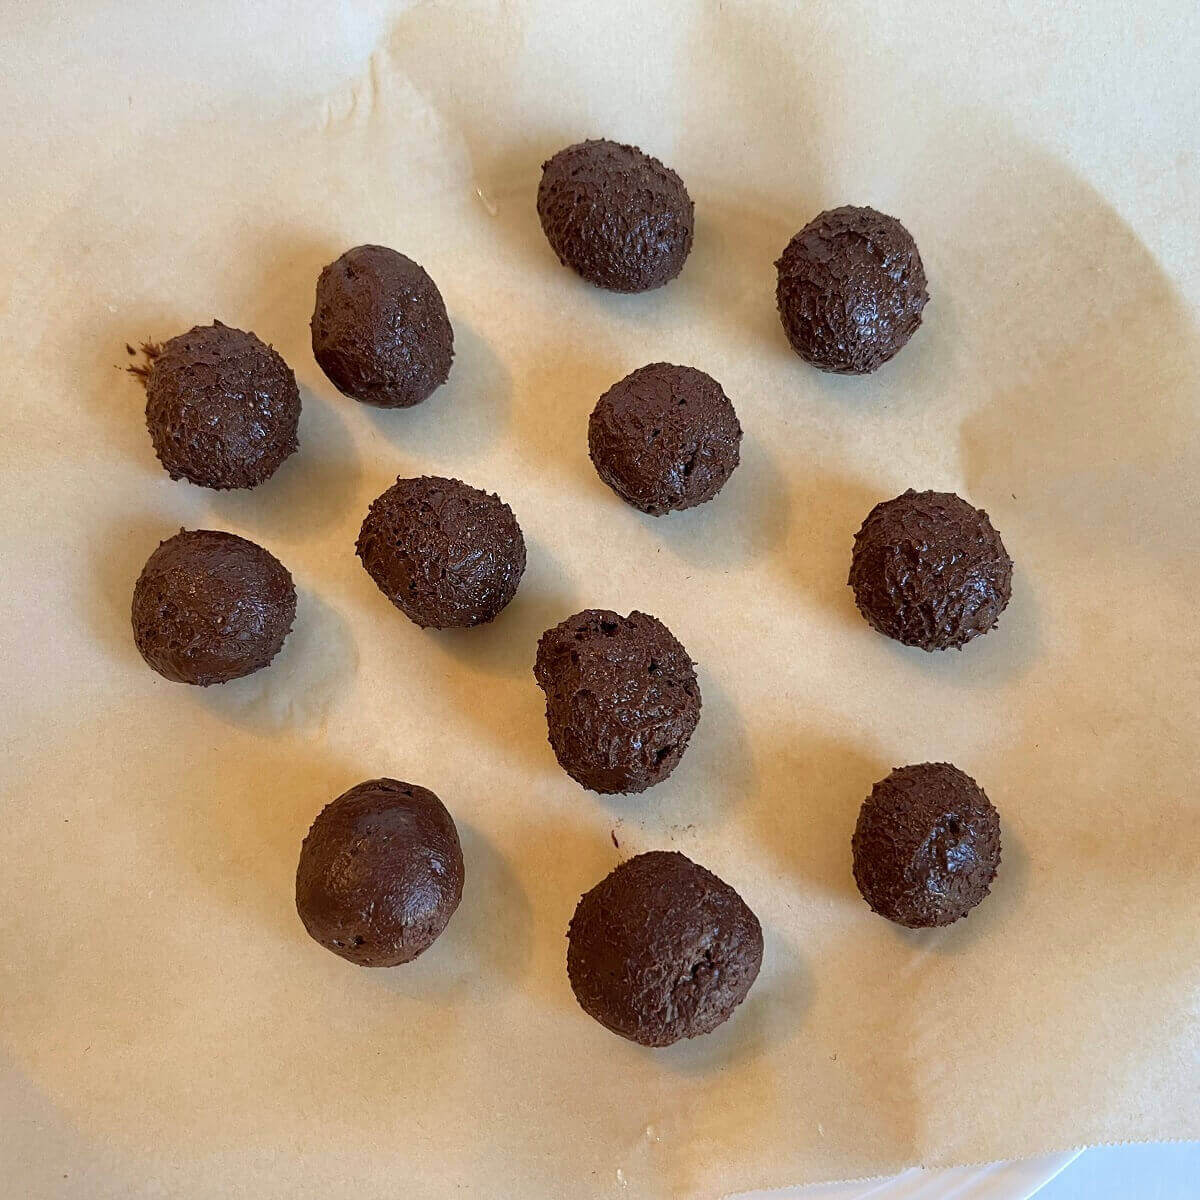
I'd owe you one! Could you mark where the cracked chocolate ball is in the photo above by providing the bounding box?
[775,206,928,374]
[131,529,296,686]
[567,851,762,1046]
[143,322,300,489]
[588,363,742,515]
[849,489,1013,651]
[537,139,694,293]
[356,475,526,629]
[852,763,1001,928]
[296,778,464,967]
[311,244,454,408]
[534,609,701,794]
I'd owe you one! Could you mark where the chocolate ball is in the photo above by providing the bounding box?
[567,851,762,1046]
[588,363,742,515]
[143,322,300,489]
[296,778,464,967]
[534,610,701,794]
[311,244,454,408]
[852,763,1001,928]
[775,206,928,374]
[131,529,296,686]
[356,475,526,629]
[537,139,694,293]
[848,489,1013,651]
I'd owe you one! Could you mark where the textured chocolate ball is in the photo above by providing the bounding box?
[356,475,526,629]
[537,139,694,293]
[848,489,1013,651]
[296,779,464,967]
[852,763,1001,929]
[143,322,300,488]
[567,851,762,1046]
[588,363,742,515]
[775,206,928,374]
[131,529,296,686]
[311,244,454,408]
[534,610,701,794]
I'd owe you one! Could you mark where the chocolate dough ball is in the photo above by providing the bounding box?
[852,763,1001,928]
[356,475,526,629]
[567,851,762,1046]
[311,244,454,408]
[588,363,742,515]
[296,778,464,967]
[143,322,300,489]
[131,529,296,685]
[537,139,694,293]
[775,206,928,374]
[534,610,701,794]
[848,489,1013,651]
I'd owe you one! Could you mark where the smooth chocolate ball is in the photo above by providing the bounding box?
[567,851,763,1046]
[144,322,300,489]
[311,244,454,408]
[356,475,526,629]
[296,779,464,967]
[537,139,694,293]
[775,206,928,374]
[588,363,742,515]
[848,489,1013,651]
[534,610,701,794]
[131,529,296,685]
[852,763,1001,928]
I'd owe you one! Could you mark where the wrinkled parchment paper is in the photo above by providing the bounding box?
[2,3,1198,1197]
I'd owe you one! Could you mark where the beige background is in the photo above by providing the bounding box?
[2,2,1198,1196]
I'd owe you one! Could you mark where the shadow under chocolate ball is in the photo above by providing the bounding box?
[296,778,465,967]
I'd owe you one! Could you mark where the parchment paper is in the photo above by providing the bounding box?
[2,2,1198,1197]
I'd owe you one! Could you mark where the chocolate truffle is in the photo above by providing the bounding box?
[296,778,464,967]
[588,363,742,515]
[131,529,296,685]
[356,475,525,629]
[567,851,762,1046]
[537,139,694,293]
[143,322,300,489]
[534,610,701,794]
[775,206,928,374]
[311,244,454,408]
[848,489,1013,651]
[852,763,1001,929]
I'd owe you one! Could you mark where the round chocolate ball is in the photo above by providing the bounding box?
[143,322,300,489]
[537,139,694,293]
[588,363,742,516]
[775,206,928,374]
[852,763,1001,928]
[296,778,464,967]
[534,610,701,794]
[567,851,762,1046]
[356,475,526,629]
[848,489,1013,651]
[131,529,296,686]
[311,244,454,408]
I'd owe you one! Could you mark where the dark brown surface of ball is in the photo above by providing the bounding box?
[296,779,464,967]
[534,610,701,794]
[848,489,1013,651]
[356,475,526,629]
[588,363,742,515]
[144,322,300,489]
[311,244,454,408]
[852,763,1001,928]
[775,206,928,374]
[131,529,296,686]
[537,139,694,293]
[567,851,762,1046]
